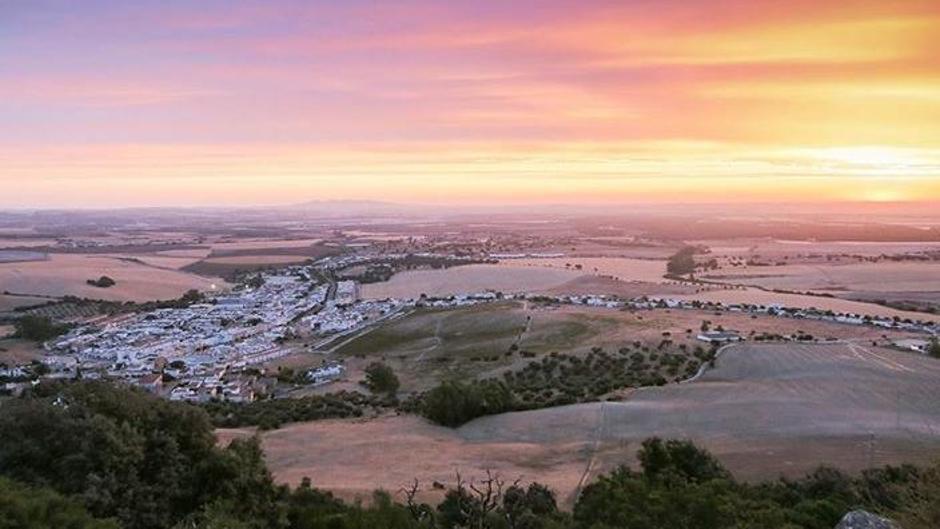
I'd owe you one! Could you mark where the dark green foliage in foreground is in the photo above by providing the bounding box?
[892,460,940,528]
[3,380,940,529]
[0,477,119,529]
[12,314,71,342]
[0,381,419,529]
[203,391,387,430]
[0,381,233,529]
[364,361,401,395]
[574,438,928,529]
[431,477,565,529]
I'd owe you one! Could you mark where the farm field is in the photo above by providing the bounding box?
[108,254,207,270]
[498,256,667,283]
[334,301,923,393]
[153,248,212,259]
[0,238,59,249]
[567,240,680,260]
[0,253,226,302]
[700,261,940,295]
[224,342,940,506]
[336,302,532,391]
[539,275,698,298]
[360,264,582,300]
[678,287,940,323]
[0,250,48,263]
[208,238,324,251]
[197,255,312,266]
[0,294,50,312]
[696,239,940,258]
[183,241,340,279]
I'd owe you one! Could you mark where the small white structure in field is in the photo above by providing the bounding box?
[892,338,930,354]
[696,331,743,344]
[306,363,345,386]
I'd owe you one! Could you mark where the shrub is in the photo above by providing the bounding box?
[929,339,940,359]
[421,380,514,427]
[12,315,70,342]
[0,477,118,529]
[86,275,116,288]
[667,246,698,276]
[364,362,400,395]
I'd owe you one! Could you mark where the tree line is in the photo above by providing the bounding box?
[413,346,716,428]
[1,381,938,528]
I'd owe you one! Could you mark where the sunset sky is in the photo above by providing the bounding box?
[2,0,939,208]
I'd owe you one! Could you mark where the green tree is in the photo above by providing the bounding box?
[928,338,940,358]
[503,483,560,529]
[0,477,119,529]
[421,380,514,427]
[87,276,117,288]
[12,315,69,342]
[0,381,250,529]
[364,362,400,395]
[638,438,730,483]
[181,289,203,304]
[893,463,940,529]
[667,246,698,276]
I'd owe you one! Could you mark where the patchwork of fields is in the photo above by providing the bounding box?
[335,300,931,393]
[700,261,940,296]
[0,253,226,303]
[3,229,938,509]
[230,342,940,506]
[498,257,668,283]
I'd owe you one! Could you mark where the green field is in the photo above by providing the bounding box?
[338,303,526,359]
[521,311,620,353]
[335,301,660,392]
[337,302,529,388]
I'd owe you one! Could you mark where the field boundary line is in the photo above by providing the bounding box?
[572,402,607,504]
[681,343,738,384]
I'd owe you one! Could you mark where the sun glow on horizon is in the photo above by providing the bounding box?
[814,147,925,169]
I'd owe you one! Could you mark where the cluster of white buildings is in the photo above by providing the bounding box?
[306,362,345,386]
[0,365,29,379]
[489,252,565,259]
[334,280,360,305]
[44,267,341,401]
[29,253,486,401]
[16,250,937,402]
[305,298,406,336]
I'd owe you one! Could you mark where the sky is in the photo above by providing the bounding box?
[1,0,939,208]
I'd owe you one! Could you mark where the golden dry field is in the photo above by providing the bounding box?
[222,342,940,506]
[498,256,668,283]
[361,264,582,299]
[0,253,226,302]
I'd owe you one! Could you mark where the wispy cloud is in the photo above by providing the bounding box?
[0,0,938,206]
